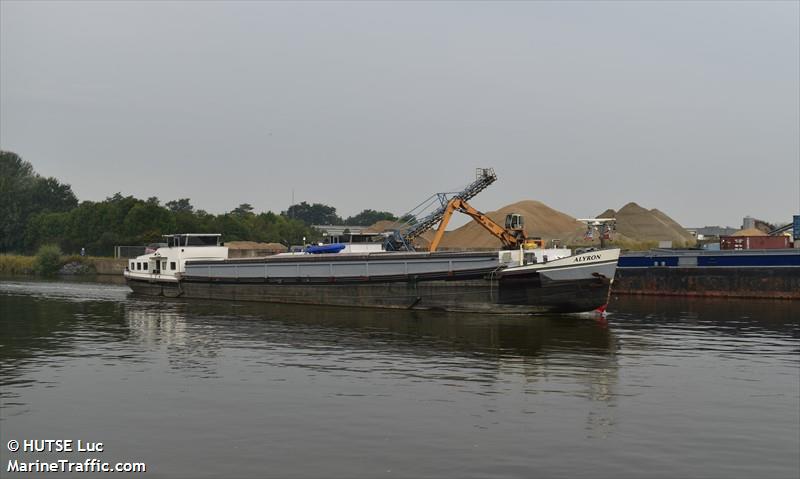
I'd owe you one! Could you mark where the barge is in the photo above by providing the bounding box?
[614,248,800,299]
[124,234,620,314]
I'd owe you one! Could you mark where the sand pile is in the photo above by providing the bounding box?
[366,200,693,249]
[437,200,585,249]
[226,241,287,250]
[363,220,405,234]
[731,228,766,237]
[599,203,693,244]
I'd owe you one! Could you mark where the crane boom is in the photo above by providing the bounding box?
[403,168,497,241]
[429,197,526,252]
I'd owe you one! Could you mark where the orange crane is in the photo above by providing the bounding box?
[428,197,543,252]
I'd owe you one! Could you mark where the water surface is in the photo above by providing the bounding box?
[1,278,798,478]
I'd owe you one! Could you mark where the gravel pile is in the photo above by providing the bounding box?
[599,202,694,244]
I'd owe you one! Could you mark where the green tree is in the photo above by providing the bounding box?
[122,203,176,243]
[214,214,250,241]
[344,209,397,226]
[31,177,78,213]
[231,203,254,216]
[24,212,69,251]
[166,198,194,213]
[282,201,341,225]
[34,244,63,276]
[0,151,77,252]
[1,152,328,254]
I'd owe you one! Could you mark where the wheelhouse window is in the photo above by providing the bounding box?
[165,234,220,247]
[170,262,176,270]
[130,261,134,270]
[137,262,141,271]
[143,263,148,271]
[186,235,220,246]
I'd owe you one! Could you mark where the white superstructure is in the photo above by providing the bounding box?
[124,234,228,283]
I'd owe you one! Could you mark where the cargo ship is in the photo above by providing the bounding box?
[613,248,800,299]
[124,234,621,314]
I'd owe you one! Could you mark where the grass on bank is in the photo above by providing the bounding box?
[0,254,36,275]
[0,247,102,276]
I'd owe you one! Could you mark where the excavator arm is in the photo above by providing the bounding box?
[429,198,523,252]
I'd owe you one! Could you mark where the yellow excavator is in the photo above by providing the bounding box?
[428,197,544,252]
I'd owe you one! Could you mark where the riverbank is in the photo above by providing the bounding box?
[0,255,127,276]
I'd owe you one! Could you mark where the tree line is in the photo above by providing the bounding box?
[0,151,399,256]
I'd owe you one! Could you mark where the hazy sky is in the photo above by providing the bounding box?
[1,1,798,228]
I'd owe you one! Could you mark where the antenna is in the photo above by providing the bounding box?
[291,188,295,219]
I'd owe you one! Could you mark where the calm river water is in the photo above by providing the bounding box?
[1,277,798,478]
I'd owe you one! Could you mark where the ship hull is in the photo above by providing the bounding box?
[126,274,612,314]
[125,249,619,314]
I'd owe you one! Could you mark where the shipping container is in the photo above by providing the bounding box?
[719,236,790,250]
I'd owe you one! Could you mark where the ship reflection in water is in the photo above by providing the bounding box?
[0,278,797,479]
[124,299,620,412]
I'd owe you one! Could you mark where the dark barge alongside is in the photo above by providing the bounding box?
[613,249,800,299]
